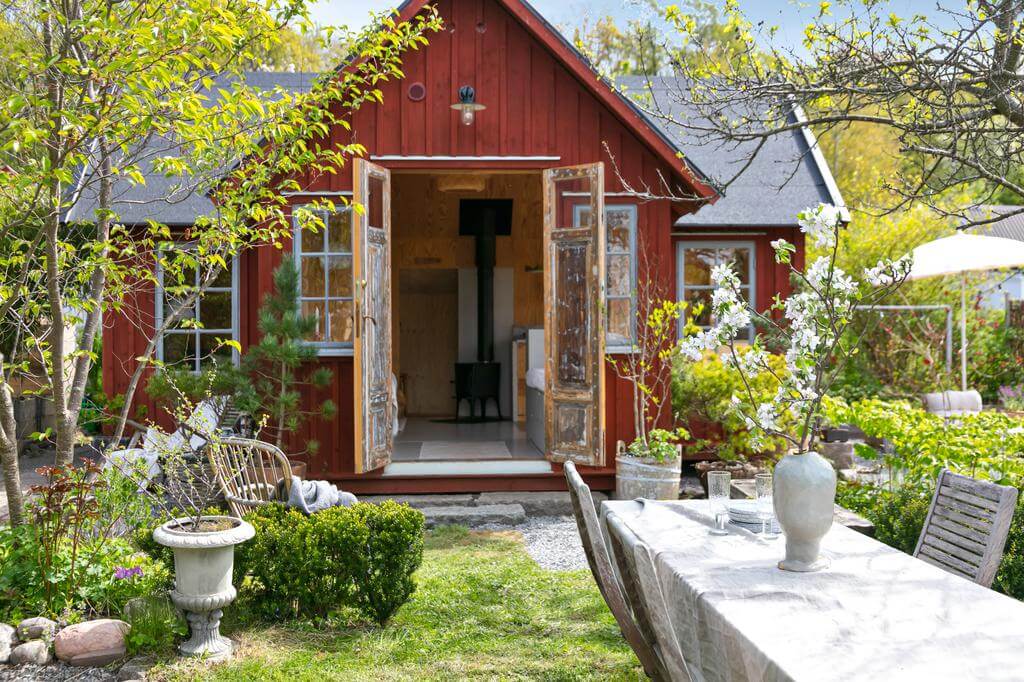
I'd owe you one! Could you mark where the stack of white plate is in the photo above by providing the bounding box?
[728,499,781,534]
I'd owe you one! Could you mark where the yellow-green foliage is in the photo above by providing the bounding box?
[823,397,1024,485]
[672,349,793,460]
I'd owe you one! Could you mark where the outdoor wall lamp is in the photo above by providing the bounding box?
[452,85,486,126]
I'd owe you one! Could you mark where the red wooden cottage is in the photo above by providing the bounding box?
[86,0,844,493]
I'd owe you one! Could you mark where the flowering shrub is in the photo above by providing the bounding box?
[677,203,912,452]
[1002,386,1024,411]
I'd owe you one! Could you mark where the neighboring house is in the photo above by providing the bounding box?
[87,0,842,493]
[967,205,1024,309]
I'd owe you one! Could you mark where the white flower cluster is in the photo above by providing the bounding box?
[797,203,843,249]
[679,262,751,361]
[864,255,913,287]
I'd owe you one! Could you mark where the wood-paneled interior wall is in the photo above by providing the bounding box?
[398,268,459,416]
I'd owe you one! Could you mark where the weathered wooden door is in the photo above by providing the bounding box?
[353,159,393,473]
[543,163,606,466]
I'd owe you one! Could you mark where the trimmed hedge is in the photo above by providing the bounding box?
[234,501,425,624]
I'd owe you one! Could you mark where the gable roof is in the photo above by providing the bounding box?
[966,205,1024,241]
[616,76,846,229]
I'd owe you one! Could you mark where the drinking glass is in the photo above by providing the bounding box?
[707,471,731,535]
[755,472,777,539]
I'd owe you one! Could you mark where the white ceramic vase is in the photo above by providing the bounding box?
[153,515,255,659]
[772,451,836,572]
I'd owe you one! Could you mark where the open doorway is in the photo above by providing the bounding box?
[389,171,546,463]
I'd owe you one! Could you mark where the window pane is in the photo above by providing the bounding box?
[199,333,233,367]
[165,295,196,328]
[327,256,353,298]
[607,299,632,347]
[302,301,325,342]
[163,333,196,367]
[683,289,712,327]
[575,205,592,230]
[607,255,631,297]
[368,175,385,228]
[300,223,323,253]
[553,175,590,229]
[210,264,232,289]
[719,248,751,285]
[607,208,632,252]
[202,291,232,330]
[329,300,354,343]
[328,209,352,254]
[301,256,325,297]
[684,248,714,286]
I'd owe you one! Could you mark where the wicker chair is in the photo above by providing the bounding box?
[914,469,1018,587]
[207,437,294,518]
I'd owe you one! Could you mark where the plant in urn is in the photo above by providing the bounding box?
[679,203,911,571]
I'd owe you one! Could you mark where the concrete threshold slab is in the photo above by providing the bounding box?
[381,460,553,477]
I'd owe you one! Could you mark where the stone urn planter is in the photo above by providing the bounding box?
[153,515,255,660]
[693,459,761,496]
[615,441,682,500]
[773,451,837,572]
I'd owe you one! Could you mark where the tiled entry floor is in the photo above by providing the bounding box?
[394,417,544,461]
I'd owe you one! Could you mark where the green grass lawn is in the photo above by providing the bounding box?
[153,526,644,681]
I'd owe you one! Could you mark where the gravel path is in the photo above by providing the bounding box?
[480,515,588,572]
[0,664,116,682]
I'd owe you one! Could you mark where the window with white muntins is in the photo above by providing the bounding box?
[677,241,756,342]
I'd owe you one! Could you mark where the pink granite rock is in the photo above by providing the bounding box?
[54,619,130,667]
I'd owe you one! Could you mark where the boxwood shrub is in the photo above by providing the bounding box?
[233,500,425,624]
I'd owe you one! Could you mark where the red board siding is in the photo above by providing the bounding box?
[101,0,799,491]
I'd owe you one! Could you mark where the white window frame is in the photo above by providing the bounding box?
[676,240,756,343]
[292,199,355,357]
[155,246,240,372]
[574,203,638,353]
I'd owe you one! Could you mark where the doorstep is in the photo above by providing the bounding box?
[381,460,554,477]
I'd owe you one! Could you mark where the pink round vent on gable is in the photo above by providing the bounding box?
[408,82,426,102]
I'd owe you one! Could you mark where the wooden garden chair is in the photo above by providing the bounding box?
[605,510,693,682]
[564,463,667,680]
[914,469,1018,588]
[207,437,294,518]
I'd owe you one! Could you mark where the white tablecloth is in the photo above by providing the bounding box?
[602,499,1024,682]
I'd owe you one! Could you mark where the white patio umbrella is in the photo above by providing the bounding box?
[904,231,1024,390]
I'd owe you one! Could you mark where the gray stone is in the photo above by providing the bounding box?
[423,504,526,528]
[117,656,155,681]
[476,491,582,516]
[361,494,476,508]
[679,476,705,500]
[0,623,15,663]
[16,617,57,642]
[54,619,129,667]
[9,640,52,665]
[819,441,855,469]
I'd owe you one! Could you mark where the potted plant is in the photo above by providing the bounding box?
[607,239,695,500]
[679,203,911,571]
[118,372,255,659]
[616,428,688,500]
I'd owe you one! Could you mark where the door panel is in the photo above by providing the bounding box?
[353,159,393,473]
[543,163,605,466]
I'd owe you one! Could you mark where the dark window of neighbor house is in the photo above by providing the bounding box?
[573,204,638,351]
[293,205,354,353]
[676,241,756,343]
[155,246,238,372]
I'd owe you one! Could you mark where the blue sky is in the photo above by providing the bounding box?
[307,0,936,52]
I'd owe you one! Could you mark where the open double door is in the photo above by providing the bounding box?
[351,159,607,473]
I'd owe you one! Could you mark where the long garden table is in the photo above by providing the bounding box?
[601,499,1024,681]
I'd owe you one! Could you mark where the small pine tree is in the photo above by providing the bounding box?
[236,257,336,453]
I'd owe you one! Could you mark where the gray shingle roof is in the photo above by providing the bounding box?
[64,71,842,228]
[616,76,844,229]
[966,205,1024,241]
[62,72,318,226]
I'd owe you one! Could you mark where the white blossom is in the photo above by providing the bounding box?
[797,203,842,249]
[865,254,913,287]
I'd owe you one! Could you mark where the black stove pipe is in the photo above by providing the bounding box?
[475,210,496,362]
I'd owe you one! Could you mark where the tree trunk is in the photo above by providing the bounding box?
[0,437,24,527]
